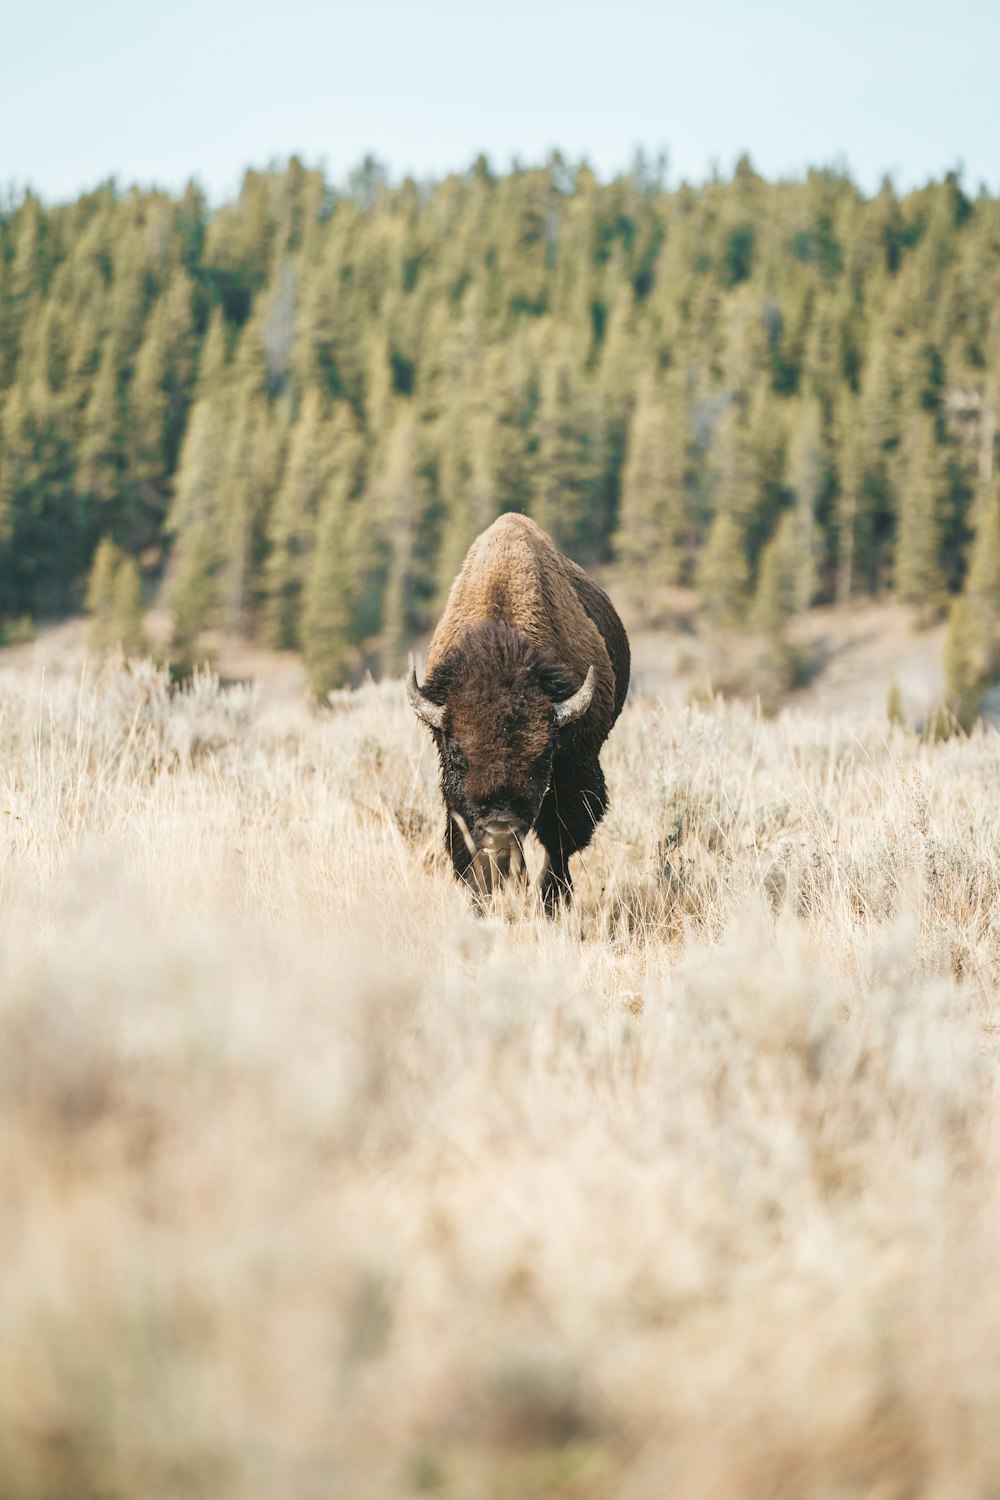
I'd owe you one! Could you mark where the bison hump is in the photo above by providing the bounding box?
[426,513,626,742]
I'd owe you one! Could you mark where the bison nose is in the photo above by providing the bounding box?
[469,818,528,897]
[479,819,525,850]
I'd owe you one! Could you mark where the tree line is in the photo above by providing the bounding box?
[2,152,999,709]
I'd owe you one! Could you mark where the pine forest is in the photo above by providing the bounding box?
[2,152,999,705]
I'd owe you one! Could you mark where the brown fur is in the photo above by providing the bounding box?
[415,514,631,908]
[426,513,627,748]
[441,628,555,811]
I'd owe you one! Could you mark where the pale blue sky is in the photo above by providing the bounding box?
[6,0,1000,203]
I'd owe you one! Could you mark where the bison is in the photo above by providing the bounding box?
[407,513,630,910]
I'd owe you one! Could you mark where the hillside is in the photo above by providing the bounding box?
[2,157,1000,715]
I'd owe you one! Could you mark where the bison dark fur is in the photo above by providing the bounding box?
[408,513,630,910]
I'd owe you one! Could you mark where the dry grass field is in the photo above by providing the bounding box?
[2,649,1000,1499]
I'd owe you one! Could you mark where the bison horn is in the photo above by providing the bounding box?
[406,664,446,731]
[553,665,595,727]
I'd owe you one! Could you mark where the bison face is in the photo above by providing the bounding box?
[407,622,594,895]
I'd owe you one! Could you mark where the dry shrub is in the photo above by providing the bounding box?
[1,658,1000,1497]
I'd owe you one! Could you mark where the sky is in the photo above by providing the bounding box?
[5,0,1000,204]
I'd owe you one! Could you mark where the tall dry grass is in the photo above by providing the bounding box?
[1,653,1000,1499]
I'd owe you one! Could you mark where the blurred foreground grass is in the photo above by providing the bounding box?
[1,656,1000,1498]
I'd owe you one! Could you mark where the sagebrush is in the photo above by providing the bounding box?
[1,655,999,1499]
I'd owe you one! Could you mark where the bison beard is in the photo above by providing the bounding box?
[407,514,630,912]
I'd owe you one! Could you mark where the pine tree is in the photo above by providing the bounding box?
[851,323,901,593]
[214,379,283,632]
[365,330,395,443]
[376,409,422,674]
[86,537,121,654]
[697,511,749,628]
[785,396,823,611]
[615,366,689,600]
[123,310,169,550]
[752,511,806,640]
[76,343,122,508]
[432,395,500,609]
[720,284,769,398]
[112,553,147,655]
[170,525,218,668]
[263,388,330,648]
[746,384,787,563]
[158,271,198,471]
[195,309,229,397]
[944,487,1000,725]
[167,395,227,654]
[0,375,77,615]
[86,538,147,655]
[707,400,757,531]
[65,307,103,407]
[4,193,46,368]
[966,485,1000,602]
[531,331,600,554]
[834,394,863,605]
[0,384,34,548]
[895,413,946,615]
[301,484,354,696]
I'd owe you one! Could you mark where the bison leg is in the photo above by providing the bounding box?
[534,756,608,913]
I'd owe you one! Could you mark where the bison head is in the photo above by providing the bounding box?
[407,621,594,894]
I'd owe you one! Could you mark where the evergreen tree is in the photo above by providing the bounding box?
[895,413,946,615]
[214,379,283,632]
[432,396,501,607]
[531,330,600,554]
[785,396,823,611]
[850,323,901,593]
[833,397,860,605]
[166,395,227,652]
[752,510,808,639]
[76,344,122,508]
[85,536,121,653]
[158,272,198,470]
[944,487,1000,724]
[86,538,147,655]
[123,311,170,550]
[196,308,230,396]
[301,484,353,696]
[263,388,331,648]
[615,366,689,599]
[0,377,77,615]
[706,400,757,531]
[697,510,749,628]
[376,409,422,674]
[170,524,218,667]
[112,552,147,655]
